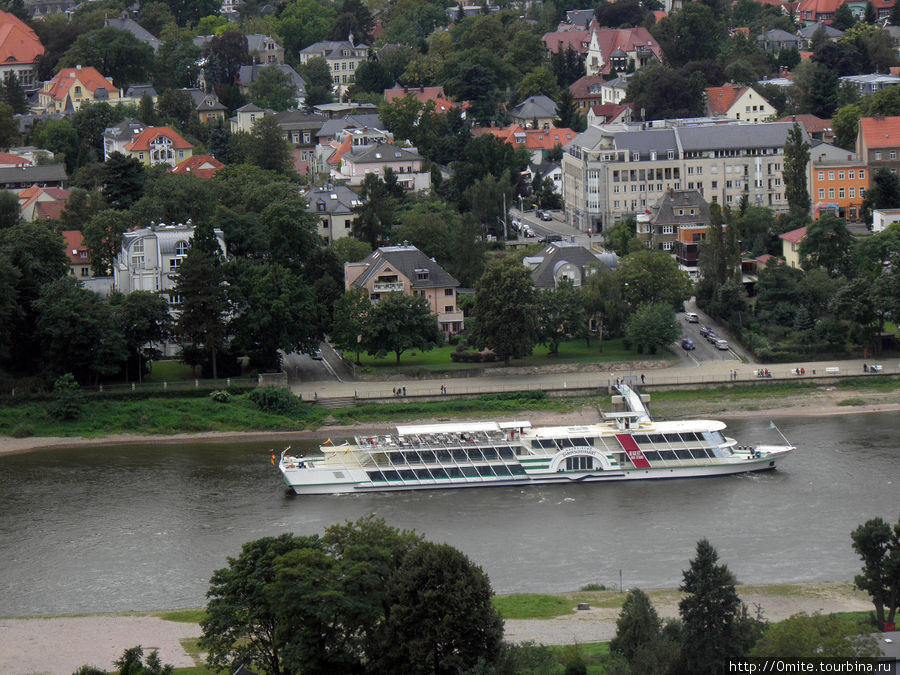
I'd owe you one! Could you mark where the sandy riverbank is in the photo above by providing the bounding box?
[0,582,875,674]
[2,394,899,457]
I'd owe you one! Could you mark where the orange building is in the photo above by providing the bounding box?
[807,142,867,221]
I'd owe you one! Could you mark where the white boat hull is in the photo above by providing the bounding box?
[280,451,791,496]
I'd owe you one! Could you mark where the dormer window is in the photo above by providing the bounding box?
[416,268,429,280]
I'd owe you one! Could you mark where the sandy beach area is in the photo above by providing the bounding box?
[0,583,875,674]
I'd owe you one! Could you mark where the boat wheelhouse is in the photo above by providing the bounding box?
[277,385,795,495]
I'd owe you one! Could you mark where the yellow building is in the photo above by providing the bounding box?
[124,126,193,167]
[779,226,807,269]
[39,66,120,113]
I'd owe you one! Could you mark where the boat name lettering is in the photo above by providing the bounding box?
[558,446,602,458]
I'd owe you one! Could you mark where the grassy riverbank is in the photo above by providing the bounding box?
[1,378,898,443]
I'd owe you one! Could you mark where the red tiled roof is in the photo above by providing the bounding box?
[797,0,843,15]
[779,226,808,243]
[18,185,69,216]
[44,67,117,102]
[35,201,66,220]
[568,74,605,100]
[0,10,43,66]
[706,84,747,116]
[470,125,577,151]
[62,230,89,265]
[171,154,224,178]
[125,126,192,152]
[590,103,632,121]
[327,135,354,164]
[542,30,590,55]
[776,114,832,134]
[593,27,662,75]
[0,152,30,166]
[756,253,775,263]
[652,10,667,21]
[859,116,900,149]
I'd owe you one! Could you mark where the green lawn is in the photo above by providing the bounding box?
[345,338,668,372]
[145,360,195,382]
[492,593,576,620]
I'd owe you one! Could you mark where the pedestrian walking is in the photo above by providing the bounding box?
[402,386,406,396]
[640,373,645,384]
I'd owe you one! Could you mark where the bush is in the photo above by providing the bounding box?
[50,373,83,421]
[580,583,607,591]
[246,386,298,414]
[10,424,34,438]
[209,390,231,403]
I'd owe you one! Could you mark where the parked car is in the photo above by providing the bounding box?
[685,312,699,323]
[715,339,729,351]
[681,338,695,350]
[706,332,719,344]
[312,349,323,360]
[539,210,552,221]
[540,234,563,243]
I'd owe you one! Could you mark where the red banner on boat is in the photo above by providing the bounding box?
[616,434,651,469]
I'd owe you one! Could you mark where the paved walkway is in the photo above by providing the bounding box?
[291,356,900,403]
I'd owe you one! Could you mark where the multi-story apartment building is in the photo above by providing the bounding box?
[562,121,799,233]
[345,245,464,335]
[298,37,369,93]
[857,115,900,175]
[807,141,867,221]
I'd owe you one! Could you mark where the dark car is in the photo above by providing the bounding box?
[681,338,695,350]
[540,234,563,244]
[699,326,711,337]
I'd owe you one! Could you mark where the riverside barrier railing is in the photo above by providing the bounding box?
[309,364,900,403]
[5,376,259,399]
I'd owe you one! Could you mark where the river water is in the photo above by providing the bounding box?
[0,413,897,617]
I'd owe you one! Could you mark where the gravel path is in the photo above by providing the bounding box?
[0,616,201,675]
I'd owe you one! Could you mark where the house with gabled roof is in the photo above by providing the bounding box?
[182,88,227,123]
[705,84,775,123]
[336,143,430,192]
[62,229,92,278]
[797,0,844,24]
[124,126,193,167]
[299,37,369,93]
[39,66,119,113]
[19,184,69,221]
[510,95,559,129]
[171,154,224,179]
[345,245,463,334]
[0,151,30,168]
[584,25,662,77]
[105,12,161,52]
[587,103,632,126]
[775,114,833,142]
[0,10,44,90]
[103,119,146,160]
[247,34,284,64]
[0,164,66,191]
[757,28,803,51]
[798,22,842,48]
[305,183,361,244]
[229,103,271,133]
[779,226,807,268]
[524,242,618,288]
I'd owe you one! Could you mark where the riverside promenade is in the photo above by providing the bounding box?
[290,356,900,405]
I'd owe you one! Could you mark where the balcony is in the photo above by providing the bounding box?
[373,281,404,292]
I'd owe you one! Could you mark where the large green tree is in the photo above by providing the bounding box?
[249,66,298,112]
[851,517,900,628]
[470,257,538,364]
[784,121,811,218]
[800,212,854,276]
[374,541,505,674]
[536,279,586,354]
[110,290,172,382]
[226,261,319,371]
[172,224,227,379]
[81,210,132,277]
[625,302,680,354]
[34,277,127,383]
[363,292,440,364]
[617,248,693,310]
[330,287,371,364]
[352,174,397,247]
[59,28,155,89]
[101,152,146,210]
[679,539,763,673]
[751,612,880,658]
[247,116,294,174]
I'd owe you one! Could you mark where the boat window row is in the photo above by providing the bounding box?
[532,437,596,450]
[565,456,595,471]
[367,464,528,482]
[632,431,725,446]
[386,447,517,464]
[641,446,730,462]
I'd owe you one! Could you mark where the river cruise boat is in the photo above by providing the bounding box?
[277,385,795,495]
